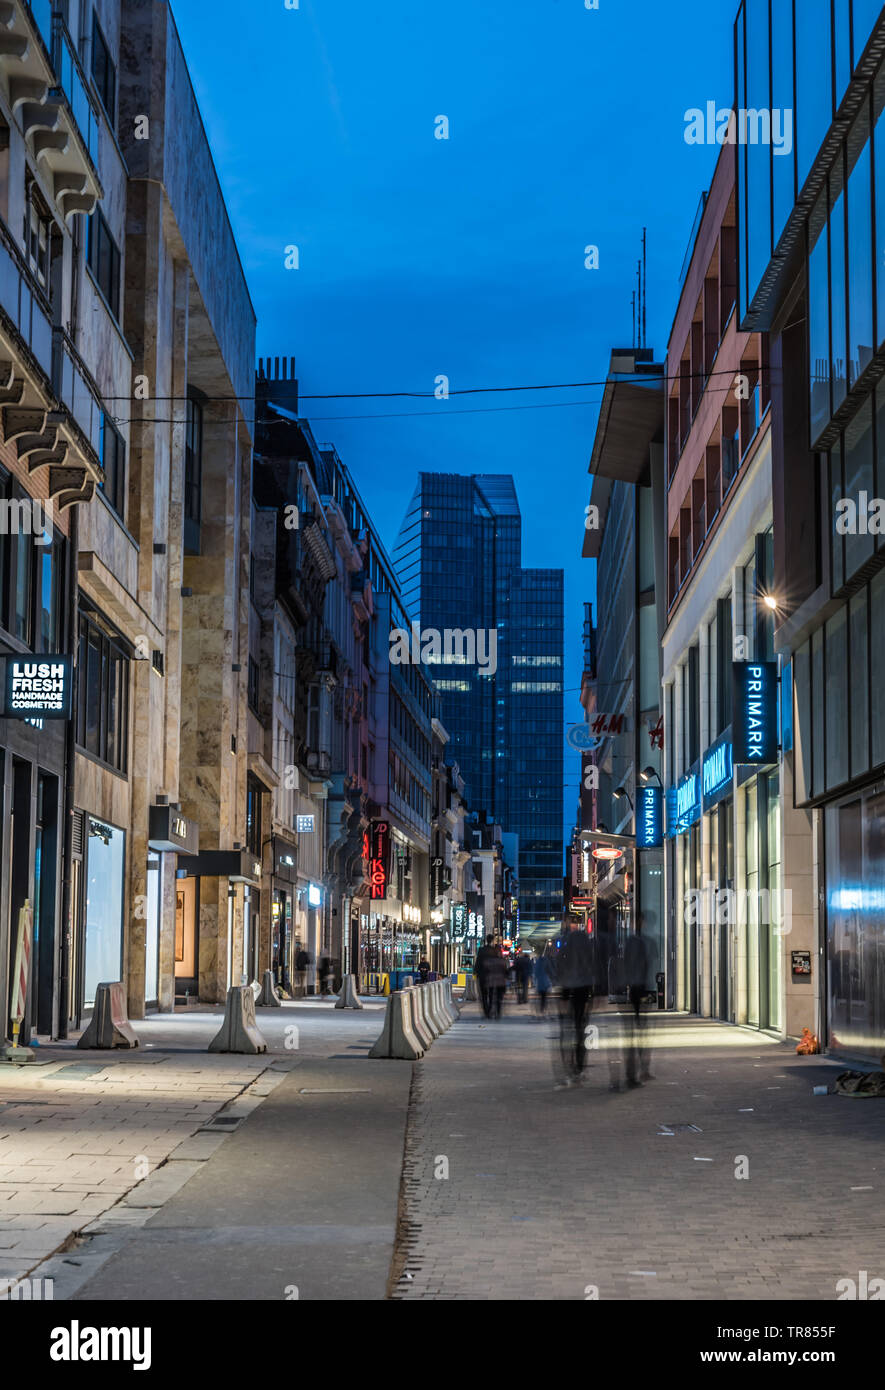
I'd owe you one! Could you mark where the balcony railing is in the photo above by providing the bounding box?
[51,17,99,167]
[0,220,52,379]
[51,326,102,457]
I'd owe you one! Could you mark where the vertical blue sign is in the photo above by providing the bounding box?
[732,661,778,764]
[636,785,663,848]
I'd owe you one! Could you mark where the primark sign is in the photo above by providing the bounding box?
[732,661,778,764]
[702,732,733,811]
[2,656,72,720]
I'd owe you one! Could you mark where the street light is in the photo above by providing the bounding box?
[613,786,634,811]
[639,766,663,787]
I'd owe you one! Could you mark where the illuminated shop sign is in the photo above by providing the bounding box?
[296,815,315,833]
[370,820,390,900]
[702,734,733,810]
[733,661,778,764]
[308,883,322,907]
[670,762,701,834]
[451,903,467,939]
[636,785,663,849]
[2,656,72,719]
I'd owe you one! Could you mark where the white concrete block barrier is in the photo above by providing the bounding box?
[257,970,282,1007]
[415,983,440,1042]
[427,981,449,1035]
[368,990,425,1060]
[77,982,139,1050]
[408,987,435,1050]
[462,974,478,1002]
[334,974,365,1009]
[443,979,460,1023]
[208,986,269,1055]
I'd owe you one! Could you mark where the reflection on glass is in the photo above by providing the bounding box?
[849,591,869,780]
[808,212,831,444]
[876,109,885,350]
[83,818,125,1008]
[847,138,873,388]
[830,190,847,411]
[825,607,848,790]
[843,398,874,581]
[871,570,885,769]
[796,0,832,188]
[767,770,782,1033]
[826,790,885,1059]
[745,781,759,1027]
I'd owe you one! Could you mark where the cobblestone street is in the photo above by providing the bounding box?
[392,1004,885,1301]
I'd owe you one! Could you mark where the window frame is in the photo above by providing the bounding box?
[90,10,116,124]
[86,209,121,320]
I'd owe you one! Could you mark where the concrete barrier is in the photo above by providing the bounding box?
[368,990,424,1060]
[334,974,364,1010]
[208,986,268,1054]
[77,982,139,1050]
[257,971,282,1007]
[415,983,440,1041]
[462,974,478,1002]
[408,987,434,1049]
[442,979,460,1024]
[425,984,444,1039]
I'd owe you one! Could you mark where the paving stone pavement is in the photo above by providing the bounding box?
[0,997,386,1289]
[392,1003,885,1301]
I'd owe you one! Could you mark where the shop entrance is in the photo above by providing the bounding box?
[174,875,199,1000]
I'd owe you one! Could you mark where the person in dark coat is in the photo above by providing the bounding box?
[318,955,331,996]
[514,951,533,1004]
[554,927,597,1087]
[534,950,554,1016]
[417,957,431,983]
[474,936,498,1018]
[483,947,508,1020]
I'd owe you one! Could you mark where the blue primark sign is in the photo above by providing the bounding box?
[636,785,663,849]
[669,761,701,835]
[732,661,778,765]
[702,732,733,810]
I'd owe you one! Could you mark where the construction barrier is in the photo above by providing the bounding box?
[334,974,364,1010]
[361,972,391,997]
[408,987,434,1049]
[462,974,478,1002]
[77,982,139,1050]
[256,971,282,1007]
[208,986,268,1054]
[368,989,424,1060]
[415,983,440,1041]
[442,979,460,1024]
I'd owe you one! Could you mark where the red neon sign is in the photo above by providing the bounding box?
[370,821,390,899]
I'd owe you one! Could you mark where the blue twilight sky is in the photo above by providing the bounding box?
[172,0,737,826]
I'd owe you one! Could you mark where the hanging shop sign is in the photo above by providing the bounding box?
[2,655,72,720]
[296,814,315,833]
[451,903,468,940]
[701,732,733,811]
[370,820,390,900]
[732,661,778,764]
[148,805,199,855]
[636,784,663,849]
[670,761,701,833]
[566,723,602,751]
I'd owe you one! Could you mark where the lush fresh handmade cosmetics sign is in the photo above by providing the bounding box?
[3,656,72,719]
[732,661,778,764]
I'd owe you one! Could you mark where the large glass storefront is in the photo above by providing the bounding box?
[83,816,125,1010]
[825,784,885,1059]
[741,770,782,1032]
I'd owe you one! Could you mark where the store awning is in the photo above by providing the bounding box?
[183,849,261,886]
[149,805,199,856]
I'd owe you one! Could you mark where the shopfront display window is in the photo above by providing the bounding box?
[83,817,125,1009]
[826,788,885,1058]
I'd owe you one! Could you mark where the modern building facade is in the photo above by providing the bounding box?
[394,472,564,928]
[734,0,885,1058]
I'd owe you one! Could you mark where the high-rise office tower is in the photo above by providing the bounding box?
[395,474,564,925]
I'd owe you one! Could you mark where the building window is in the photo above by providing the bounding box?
[99,413,126,519]
[246,776,262,857]
[36,533,63,653]
[184,393,203,555]
[76,610,129,773]
[91,12,116,122]
[248,656,260,714]
[87,210,121,319]
[24,192,50,292]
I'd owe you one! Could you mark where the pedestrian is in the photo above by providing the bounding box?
[554,926,597,1088]
[295,945,311,998]
[533,950,554,1016]
[483,946,508,1020]
[474,935,498,1018]
[417,956,431,983]
[623,913,656,1087]
[318,955,331,996]
[515,950,533,1004]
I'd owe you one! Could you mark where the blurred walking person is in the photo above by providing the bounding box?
[554,926,596,1088]
[475,936,498,1018]
[484,944,508,1020]
[534,950,554,1017]
[515,950,533,1005]
[624,914,656,1087]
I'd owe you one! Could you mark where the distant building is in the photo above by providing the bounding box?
[394,472,564,929]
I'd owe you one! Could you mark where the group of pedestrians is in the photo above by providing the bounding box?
[471,918,658,1092]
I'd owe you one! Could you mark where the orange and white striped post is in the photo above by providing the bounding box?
[8,901,33,1052]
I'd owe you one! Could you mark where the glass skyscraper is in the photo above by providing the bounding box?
[394,473,564,925]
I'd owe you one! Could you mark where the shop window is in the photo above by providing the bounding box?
[83,817,125,1009]
[87,210,121,319]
